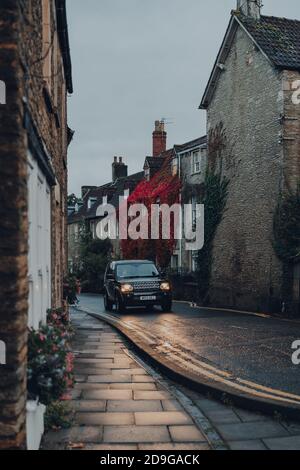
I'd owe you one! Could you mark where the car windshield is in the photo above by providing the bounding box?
[116,263,159,279]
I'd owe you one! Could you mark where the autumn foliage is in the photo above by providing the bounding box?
[121,152,181,267]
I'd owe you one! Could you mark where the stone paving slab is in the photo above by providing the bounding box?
[211,421,289,442]
[76,412,135,426]
[106,399,164,413]
[228,440,267,450]
[204,409,242,425]
[139,443,210,450]
[134,411,193,426]
[110,383,158,391]
[169,425,206,443]
[72,400,106,412]
[103,425,171,444]
[133,390,172,400]
[162,400,184,411]
[75,383,109,390]
[83,389,132,400]
[84,444,138,450]
[263,435,300,450]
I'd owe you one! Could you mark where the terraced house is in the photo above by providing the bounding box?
[0,0,73,449]
[200,0,300,315]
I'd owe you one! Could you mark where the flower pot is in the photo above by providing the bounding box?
[26,399,46,450]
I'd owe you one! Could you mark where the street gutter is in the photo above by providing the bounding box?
[77,307,300,422]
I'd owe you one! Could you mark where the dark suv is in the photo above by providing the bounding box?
[103,260,172,313]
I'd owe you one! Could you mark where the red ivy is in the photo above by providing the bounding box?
[121,154,181,267]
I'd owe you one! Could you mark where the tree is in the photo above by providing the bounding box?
[73,228,112,293]
[67,193,80,206]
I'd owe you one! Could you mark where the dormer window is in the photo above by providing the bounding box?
[145,167,150,181]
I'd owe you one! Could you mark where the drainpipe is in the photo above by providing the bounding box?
[178,151,183,273]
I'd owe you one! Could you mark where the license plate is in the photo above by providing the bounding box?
[140,296,156,301]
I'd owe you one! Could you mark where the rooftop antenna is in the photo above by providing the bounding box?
[161,117,174,126]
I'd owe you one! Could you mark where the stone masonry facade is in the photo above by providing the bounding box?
[206,25,300,313]
[0,0,72,449]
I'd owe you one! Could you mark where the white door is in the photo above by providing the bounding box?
[27,151,51,329]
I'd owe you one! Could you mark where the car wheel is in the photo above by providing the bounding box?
[161,300,172,312]
[104,291,113,311]
[116,295,126,314]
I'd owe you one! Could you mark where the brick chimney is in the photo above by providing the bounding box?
[112,157,128,182]
[237,0,261,19]
[152,120,167,157]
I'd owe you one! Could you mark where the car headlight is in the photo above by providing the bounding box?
[160,282,171,292]
[120,284,134,294]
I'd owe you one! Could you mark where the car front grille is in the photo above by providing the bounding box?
[133,281,160,291]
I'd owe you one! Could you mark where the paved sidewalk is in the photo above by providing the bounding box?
[43,311,211,450]
[43,308,300,451]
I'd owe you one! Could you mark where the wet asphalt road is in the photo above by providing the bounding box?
[77,294,300,396]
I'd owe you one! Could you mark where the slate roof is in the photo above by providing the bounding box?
[174,136,207,153]
[239,15,300,70]
[200,12,300,109]
[144,156,165,170]
[68,171,144,224]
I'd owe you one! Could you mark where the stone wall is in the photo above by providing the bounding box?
[0,0,28,449]
[206,25,285,312]
[18,0,69,308]
[282,69,300,194]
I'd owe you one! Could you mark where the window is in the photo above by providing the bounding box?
[192,150,202,174]
[172,157,179,176]
[144,167,150,181]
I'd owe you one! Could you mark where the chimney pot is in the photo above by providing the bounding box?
[112,157,128,182]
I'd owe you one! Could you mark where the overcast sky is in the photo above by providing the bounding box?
[67,0,300,195]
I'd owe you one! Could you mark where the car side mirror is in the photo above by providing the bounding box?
[106,274,114,280]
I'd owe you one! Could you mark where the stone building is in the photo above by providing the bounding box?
[200,0,300,314]
[0,0,72,449]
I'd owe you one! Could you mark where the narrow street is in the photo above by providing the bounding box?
[78,294,300,397]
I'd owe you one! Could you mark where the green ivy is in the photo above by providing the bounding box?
[196,170,229,299]
[273,187,300,262]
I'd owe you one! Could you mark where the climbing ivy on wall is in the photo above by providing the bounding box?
[196,170,229,299]
[273,187,300,263]
[194,122,230,300]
